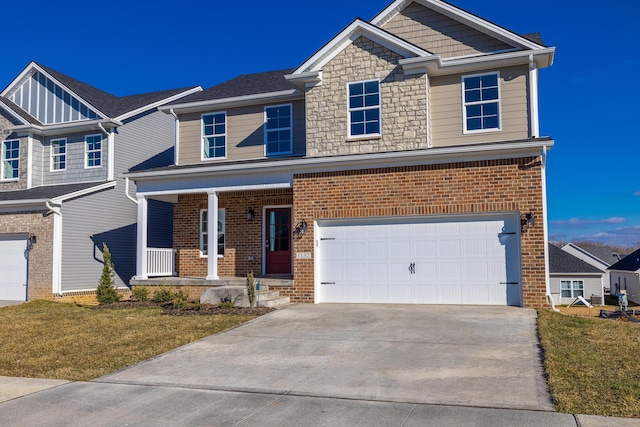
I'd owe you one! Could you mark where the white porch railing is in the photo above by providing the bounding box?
[146,248,176,277]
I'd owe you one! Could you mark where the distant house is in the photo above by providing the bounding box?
[0,61,200,302]
[608,248,640,304]
[561,242,627,295]
[549,244,605,306]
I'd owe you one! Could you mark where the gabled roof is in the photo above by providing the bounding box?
[0,182,113,204]
[562,242,628,268]
[549,244,605,275]
[0,97,38,125]
[609,248,640,272]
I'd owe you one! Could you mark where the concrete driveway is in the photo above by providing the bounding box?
[98,304,552,411]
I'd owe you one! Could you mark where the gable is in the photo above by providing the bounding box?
[381,2,515,58]
[5,70,101,125]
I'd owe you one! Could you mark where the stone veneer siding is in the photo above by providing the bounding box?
[291,157,548,308]
[174,189,293,277]
[0,212,54,300]
[305,36,427,157]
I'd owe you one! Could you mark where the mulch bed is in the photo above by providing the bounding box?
[93,300,275,316]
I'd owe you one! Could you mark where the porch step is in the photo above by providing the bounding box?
[256,290,290,308]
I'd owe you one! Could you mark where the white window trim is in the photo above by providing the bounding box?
[1,139,20,181]
[50,138,67,172]
[347,79,382,139]
[264,103,293,156]
[201,111,227,161]
[462,71,502,135]
[200,208,225,258]
[561,280,585,299]
[84,134,103,169]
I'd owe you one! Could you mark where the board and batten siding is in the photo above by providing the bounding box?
[429,65,530,147]
[381,2,514,58]
[41,132,108,185]
[178,100,306,165]
[60,109,175,291]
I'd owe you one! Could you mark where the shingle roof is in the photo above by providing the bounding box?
[549,244,605,274]
[36,63,198,118]
[0,96,41,125]
[566,243,629,267]
[167,69,297,104]
[609,248,640,272]
[0,182,108,202]
[521,32,545,46]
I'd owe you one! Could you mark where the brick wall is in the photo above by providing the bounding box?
[291,157,548,308]
[0,211,54,300]
[174,189,293,277]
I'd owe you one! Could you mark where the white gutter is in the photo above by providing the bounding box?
[46,200,63,296]
[114,86,203,122]
[10,118,123,136]
[541,145,558,312]
[124,177,138,205]
[529,55,540,138]
[169,108,179,165]
[158,89,302,113]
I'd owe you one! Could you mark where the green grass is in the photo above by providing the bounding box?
[538,308,640,418]
[0,300,257,381]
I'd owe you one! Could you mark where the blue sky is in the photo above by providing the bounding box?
[2,0,639,247]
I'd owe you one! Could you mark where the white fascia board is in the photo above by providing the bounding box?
[128,139,554,182]
[0,100,29,126]
[400,48,555,76]
[10,119,123,137]
[138,182,292,198]
[371,0,547,51]
[50,181,117,204]
[115,86,203,122]
[158,89,302,114]
[291,19,431,76]
[0,198,49,209]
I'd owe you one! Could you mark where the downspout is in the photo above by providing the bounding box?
[541,146,558,312]
[124,177,138,205]
[46,200,63,297]
[169,108,179,165]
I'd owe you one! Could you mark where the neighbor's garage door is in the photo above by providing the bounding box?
[0,235,28,301]
[316,215,521,306]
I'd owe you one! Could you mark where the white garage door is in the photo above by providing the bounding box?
[0,236,28,301]
[316,215,521,306]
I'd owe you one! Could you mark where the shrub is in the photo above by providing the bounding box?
[96,243,120,305]
[132,287,149,302]
[246,271,256,309]
[172,290,190,309]
[219,301,235,309]
[153,286,173,303]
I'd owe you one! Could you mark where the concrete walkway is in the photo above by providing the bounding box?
[0,304,638,426]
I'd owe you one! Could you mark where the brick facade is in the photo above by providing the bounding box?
[290,157,548,308]
[0,212,54,300]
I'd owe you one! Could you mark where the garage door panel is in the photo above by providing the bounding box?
[317,215,521,306]
[0,237,28,301]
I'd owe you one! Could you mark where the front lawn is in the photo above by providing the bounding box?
[0,300,261,381]
[538,308,640,418]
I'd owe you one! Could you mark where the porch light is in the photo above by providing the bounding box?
[520,212,535,231]
[293,219,308,240]
[27,234,36,250]
[247,208,255,220]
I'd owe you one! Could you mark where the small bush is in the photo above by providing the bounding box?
[172,290,190,309]
[153,286,173,303]
[246,271,256,309]
[219,301,235,309]
[96,243,120,305]
[132,287,149,302]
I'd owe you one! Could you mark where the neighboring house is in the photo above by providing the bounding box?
[548,244,605,306]
[128,0,556,307]
[608,248,640,303]
[561,242,627,295]
[0,61,200,302]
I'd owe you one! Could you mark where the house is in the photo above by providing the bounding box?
[128,0,556,307]
[548,244,605,306]
[608,248,640,303]
[561,242,628,295]
[0,62,200,302]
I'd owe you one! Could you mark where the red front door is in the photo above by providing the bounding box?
[265,208,291,274]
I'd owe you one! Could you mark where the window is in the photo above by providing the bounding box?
[202,112,226,159]
[348,80,380,137]
[462,72,500,133]
[51,138,66,171]
[561,280,584,298]
[265,104,292,155]
[1,139,19,180]
[85,134,102,168]
[200,209,225,256]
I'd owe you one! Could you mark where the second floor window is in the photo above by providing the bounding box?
[348,80,380,138]
[85,135,102,168]
[463,72,500,133]
[1,139,19,180]
[51,138,66,171]
[202,112,226,160]
[265,104,292,155]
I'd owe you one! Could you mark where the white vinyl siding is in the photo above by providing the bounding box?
[1,140,20,180]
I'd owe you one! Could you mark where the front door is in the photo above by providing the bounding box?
[265,208,292,274]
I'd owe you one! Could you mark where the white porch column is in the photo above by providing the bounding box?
[135,195,148,280]
[206,191,219,280]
